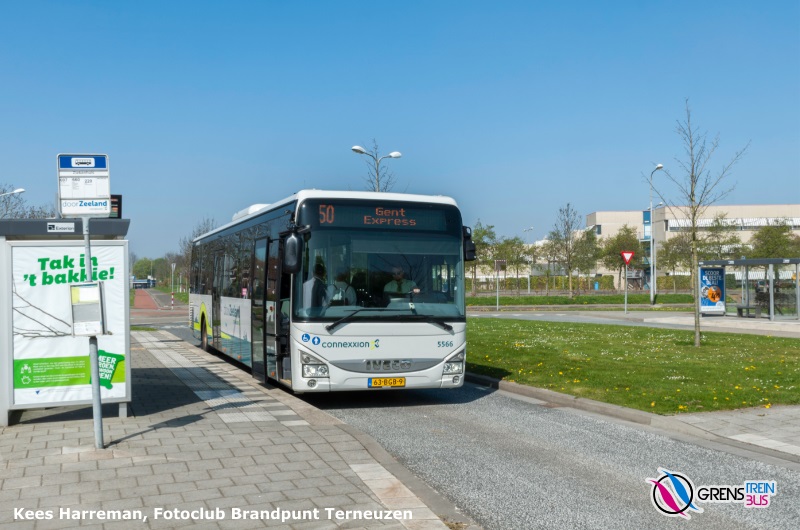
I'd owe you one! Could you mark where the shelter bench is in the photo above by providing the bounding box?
[736,305,762,318]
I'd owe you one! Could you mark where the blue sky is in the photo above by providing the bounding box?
[1,1,798,258]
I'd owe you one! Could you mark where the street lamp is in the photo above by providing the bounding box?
[523,227,534,294]
[351,145,402,192]
[649,164,663,305]
[0,187,25,198]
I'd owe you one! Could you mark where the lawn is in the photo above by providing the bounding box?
[466,317,800,415]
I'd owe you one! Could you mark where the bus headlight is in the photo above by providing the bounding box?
[301,352,329,378]
[443,350,465,375]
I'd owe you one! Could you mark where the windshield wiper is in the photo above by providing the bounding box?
[325,308,455,333]
[404,314,454,332]
[325,308,390,333]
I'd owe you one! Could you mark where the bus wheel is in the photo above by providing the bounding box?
[201,319,209,351]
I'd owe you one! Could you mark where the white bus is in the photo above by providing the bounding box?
[189,190,476,392]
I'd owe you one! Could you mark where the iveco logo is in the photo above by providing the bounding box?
[365,359,412,371]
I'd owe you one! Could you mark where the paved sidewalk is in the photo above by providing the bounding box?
[0,331,473,529]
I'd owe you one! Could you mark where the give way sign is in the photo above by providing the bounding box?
[620,251,635,265]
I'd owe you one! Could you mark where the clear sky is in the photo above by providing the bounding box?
[1,1,798,258]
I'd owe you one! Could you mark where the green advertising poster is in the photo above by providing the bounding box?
[11,244,129,405]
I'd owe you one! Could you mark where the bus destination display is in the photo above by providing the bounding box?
[310,203,448,231]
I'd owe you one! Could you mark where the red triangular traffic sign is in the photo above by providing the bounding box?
[620,251,634,265]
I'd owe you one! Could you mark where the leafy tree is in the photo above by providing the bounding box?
[535,239,560,295]
[496,236,527,294]
[132,257,153,280]
[660,100,748,347]
[659,232,692,293]
[700,212,743,261]
[748,222,800,259]
[548,203,582,298]
[573,229,601,291]
[470,220,498,295]
[600,224,642,291]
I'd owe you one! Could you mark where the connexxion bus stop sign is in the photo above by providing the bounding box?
[57,154,111,217]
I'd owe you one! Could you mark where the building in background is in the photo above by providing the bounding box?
[587,204,800,288]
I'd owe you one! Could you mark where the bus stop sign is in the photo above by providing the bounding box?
[57,154,111,217]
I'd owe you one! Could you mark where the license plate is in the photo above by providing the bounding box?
[368,377,406,388]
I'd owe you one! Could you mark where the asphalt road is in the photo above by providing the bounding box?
[158,312,800,529]
[301,385,799,530]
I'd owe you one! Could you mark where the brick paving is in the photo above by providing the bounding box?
[0,331,457,529]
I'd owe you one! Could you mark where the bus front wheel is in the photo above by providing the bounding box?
[201,318,209,351]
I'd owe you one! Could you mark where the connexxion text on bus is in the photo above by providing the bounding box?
[189,190,476,392]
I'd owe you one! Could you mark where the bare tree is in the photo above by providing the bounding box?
[355,140,401,192]
[179,216,217,287]
[660,100,749,347]
[0,184,56,219]
[549,203,582,298]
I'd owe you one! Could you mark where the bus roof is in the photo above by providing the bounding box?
[193,189,460,243]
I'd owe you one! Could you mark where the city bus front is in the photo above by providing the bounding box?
[286,198,473,392]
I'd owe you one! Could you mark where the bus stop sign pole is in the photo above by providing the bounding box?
[83,217,104,450]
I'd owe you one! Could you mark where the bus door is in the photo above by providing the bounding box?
[265,240,290,385]
[251,238,268,382]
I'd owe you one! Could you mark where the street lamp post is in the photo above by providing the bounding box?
[523,226,534,294]
[351,145,402,192]
[649,164,663,305]
[0,187,25,198]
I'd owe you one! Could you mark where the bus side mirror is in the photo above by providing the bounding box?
[463,226,477,262]
[283,233,303,274]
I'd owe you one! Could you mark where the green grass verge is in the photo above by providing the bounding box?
[131,326,157,331]
[154,285,189,304]
[466,317,800,415]
[466,293,694,306]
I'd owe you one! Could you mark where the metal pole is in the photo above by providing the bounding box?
[624,263,628,314]
[649,183,654,305]
[793,264,799,320]
[769,264,774,321]
[496,267,499,311]
[82,217,104,450]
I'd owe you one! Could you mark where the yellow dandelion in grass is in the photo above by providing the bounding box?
[559,371,563,375]
[676,389,681,393]
[650,402,655,407]
[774,385,781,389]
[573,379,581,383]
[734,385,741,390]
[713,397,718,400]
[765,403,772,409]
[678,405,686,410]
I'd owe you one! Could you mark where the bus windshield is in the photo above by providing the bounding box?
[293,229,465,321]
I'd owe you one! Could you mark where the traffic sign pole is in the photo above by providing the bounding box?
[624,263,628,314]
[620,251,634,315]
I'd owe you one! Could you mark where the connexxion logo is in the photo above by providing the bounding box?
[301,334,379,349]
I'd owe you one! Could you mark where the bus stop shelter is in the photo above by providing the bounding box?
[0,218,131,426]
[699,258,800,321]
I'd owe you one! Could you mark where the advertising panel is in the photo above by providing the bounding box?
[11,243,129,406]
[699,267,726,314]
